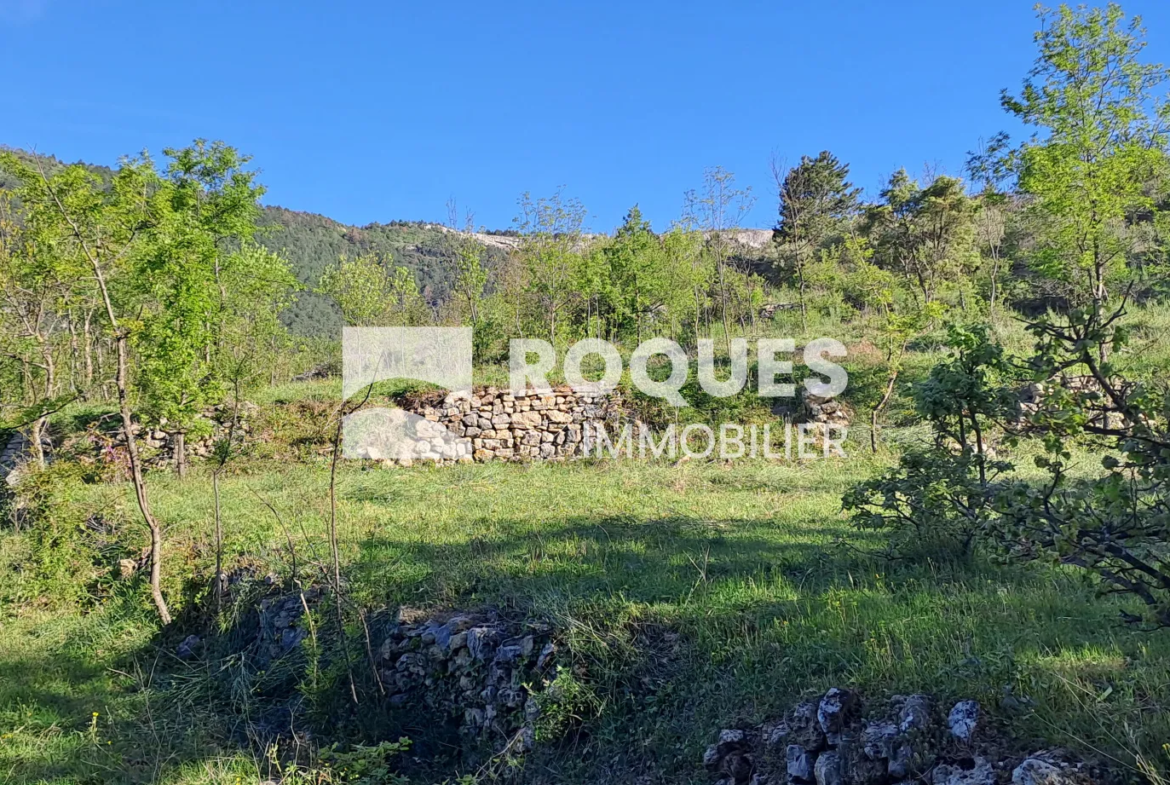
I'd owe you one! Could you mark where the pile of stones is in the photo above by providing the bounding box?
[703,689,1101,785]
[245,589,559,759]
[1017,374,1133,431]
[802,394,851,431]
[1,430,52,487]
[375,609,557,755]
[374,608,556,753]
[93,403,255,470]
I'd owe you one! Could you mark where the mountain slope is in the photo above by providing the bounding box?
[256,207,511,336]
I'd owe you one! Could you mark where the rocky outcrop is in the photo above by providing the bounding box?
[701,690,1103,785]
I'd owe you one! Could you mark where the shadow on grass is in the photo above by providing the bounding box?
[3,509,1167,784]
[347,512,873,611]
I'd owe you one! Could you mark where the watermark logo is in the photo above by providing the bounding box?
[341,328,849,462]
[342,327,474,462]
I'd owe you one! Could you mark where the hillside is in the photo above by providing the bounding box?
[1,147,780,338]
[0,147,515,336]
[254,207,514,336]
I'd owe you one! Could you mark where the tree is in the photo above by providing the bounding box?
[773,151,861,331]
[994,3,1169,339]
[863,171,975,306]
[844,325,1020,558]
[0,191,75,467]
[135,141,268,477]
[966,136,1015,325]
[317,252,425,327]
[209,240,298,614]
[446,200,488,329]
[2,152,176,624]
[660,221,710,347]
[601,206,672,341]
[513,189,587,342]
[684,167,755,354]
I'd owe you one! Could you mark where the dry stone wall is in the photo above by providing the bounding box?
[382,386,624,466]
[371,385,854,467]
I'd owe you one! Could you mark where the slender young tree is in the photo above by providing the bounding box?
[135,142,267,477]
[446,199,489,328]
[514,189,587,342]
[992,3,1169,359]
[684,167,754,355]
[2,152,175,624]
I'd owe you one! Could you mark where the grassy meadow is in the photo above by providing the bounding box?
[3,395,1170,783]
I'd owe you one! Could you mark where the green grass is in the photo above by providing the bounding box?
[4,448,1169,783]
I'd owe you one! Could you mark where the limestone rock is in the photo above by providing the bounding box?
[817,688,857,742]
[789,701,826,751]
[1012,757,1074,785]
[897,694,932,733]
[786,744,814,782]
[931,757,996,785]
[704,728,749,773]
[947,700,980,742]
[814,751,843,785]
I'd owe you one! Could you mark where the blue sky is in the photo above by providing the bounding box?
[6,1,1170,232]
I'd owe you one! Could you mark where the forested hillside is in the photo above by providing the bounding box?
[254,207,513,335]
[0,146,513,337]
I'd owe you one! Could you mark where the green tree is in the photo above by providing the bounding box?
[1,151,176,623]
[602,205,672,341]
[316,252,426,327]
[513,189,587,342]
[994,3,1169,325]
[773,151,861,331]
[684,167,755,354]
[135,141,269,477]
[863,171,975,306]
[0,191,76,467]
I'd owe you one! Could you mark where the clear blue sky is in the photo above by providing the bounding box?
[6,0,1170,232]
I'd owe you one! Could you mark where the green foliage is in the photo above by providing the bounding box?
[993,2,1170,305]
[513,189,588,341]
[993,301,1170,626]
[774,151,861,329]
[532,664,600,743]
[311,738,413,784]
[863,171,977,306]
[134,142,279,444]
[844,325,1018,556]
[316,252,427,327]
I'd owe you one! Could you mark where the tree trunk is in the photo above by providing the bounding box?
[798,263,808,334]
[870,368,900,454]
[37,161,171,624]
[717,251,732,356]
[83,310,94,389]
[28,416,47,468]
[174,431,187,478]
[113,335,172,624]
